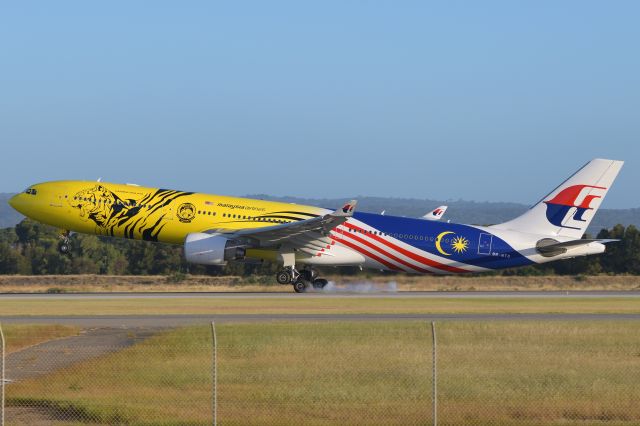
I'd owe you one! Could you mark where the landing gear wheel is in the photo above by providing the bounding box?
[292,280,307,293]
[58,240,71,255]
[58,230,72,256]
[312,278,328,289]
[276,270,292,285]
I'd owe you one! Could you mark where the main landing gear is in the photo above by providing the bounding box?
[276,267,329,293]
[58,230,72,255]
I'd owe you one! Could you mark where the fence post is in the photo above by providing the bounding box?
[431,321,437,426]
[211,321,217,426]
[1,322,5,426]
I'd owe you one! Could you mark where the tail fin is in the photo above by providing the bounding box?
[492,158,624,238]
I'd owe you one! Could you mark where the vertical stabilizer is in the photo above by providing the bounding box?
[492,159,623,238]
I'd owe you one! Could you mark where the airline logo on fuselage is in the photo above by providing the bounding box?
[177,203,196,223]
[543,184,607,229]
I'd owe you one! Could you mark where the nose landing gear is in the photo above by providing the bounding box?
[58,230,72,255]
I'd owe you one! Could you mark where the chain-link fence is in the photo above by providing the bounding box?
[1,320,640,425]
[0,324,214,425]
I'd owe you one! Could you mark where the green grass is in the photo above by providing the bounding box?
[7,321,640,425]
[1,296,640,316]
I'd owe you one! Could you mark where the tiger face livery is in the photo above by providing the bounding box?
[69,185,194,241]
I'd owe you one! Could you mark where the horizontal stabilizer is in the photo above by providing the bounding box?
[536,238,619,256]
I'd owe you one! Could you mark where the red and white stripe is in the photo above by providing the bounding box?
[328,220,485,274]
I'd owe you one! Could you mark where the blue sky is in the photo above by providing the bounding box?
[1,1,638,208]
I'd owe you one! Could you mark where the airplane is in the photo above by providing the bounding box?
[8,158,623,293]
[422,206,448,221]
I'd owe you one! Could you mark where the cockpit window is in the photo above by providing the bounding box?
[24,188,37,195]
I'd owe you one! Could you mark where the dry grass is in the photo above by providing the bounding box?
[7,322,640,425]
[1,324,79,354]
[0,274,640,293]
[437,321,640,425]
[0,275,287,293]
[7,326,214,425]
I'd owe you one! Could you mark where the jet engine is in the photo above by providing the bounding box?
[184,233,245,265]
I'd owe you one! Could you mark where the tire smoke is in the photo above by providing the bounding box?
[319,280,397,293]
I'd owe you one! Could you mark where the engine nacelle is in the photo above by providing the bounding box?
[184,233,245,265]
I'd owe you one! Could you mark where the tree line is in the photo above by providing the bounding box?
[0,219,639,276]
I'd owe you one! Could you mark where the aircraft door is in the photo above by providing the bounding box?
[162,203,174,221]
[478,233,493,255]
[50,190,71,215]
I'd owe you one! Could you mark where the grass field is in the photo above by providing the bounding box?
[6,322,640,425]
[0,295,640,316]
[3,277,640,424]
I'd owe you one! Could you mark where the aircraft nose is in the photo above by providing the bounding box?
[8,193,22,213]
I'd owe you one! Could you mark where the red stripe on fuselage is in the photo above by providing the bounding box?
[330,235,401,271]
[342,222,468,273]
[333,230,433,274]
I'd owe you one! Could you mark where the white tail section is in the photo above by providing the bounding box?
[492,159,624,238]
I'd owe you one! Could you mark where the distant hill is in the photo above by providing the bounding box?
[1,192,638,234]
[249,195,640,235]
[0,194,23,228]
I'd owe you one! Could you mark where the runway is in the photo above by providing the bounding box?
[1,291,639,327]
[1,290,640,300]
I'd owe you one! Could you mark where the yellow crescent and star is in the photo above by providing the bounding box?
[435,231,469,256]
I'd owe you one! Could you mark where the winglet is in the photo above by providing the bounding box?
[333,200,357,217]
[422,205,448,221]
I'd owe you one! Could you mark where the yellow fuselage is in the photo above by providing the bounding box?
[9,181,327,245]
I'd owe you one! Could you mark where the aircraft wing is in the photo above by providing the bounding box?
[229,200,357,246]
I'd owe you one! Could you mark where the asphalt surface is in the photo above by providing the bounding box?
[1,291,639,326]
[6,327,159,381]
